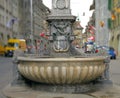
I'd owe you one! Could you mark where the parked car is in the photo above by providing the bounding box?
[4,38,27,57]
[0,45,5,55]
[108,47,116,59]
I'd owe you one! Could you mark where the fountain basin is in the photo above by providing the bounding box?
[17,56,106,84]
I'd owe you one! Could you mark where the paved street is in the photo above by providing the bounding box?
[0,56,13,98]
[109,57,120,85]
[89,57,120,98]
[0,56,120,98]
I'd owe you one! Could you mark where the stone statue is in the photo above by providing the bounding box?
[53,0,69,9]
[53,21,71,35]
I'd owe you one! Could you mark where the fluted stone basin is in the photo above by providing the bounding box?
[17,56,106,84]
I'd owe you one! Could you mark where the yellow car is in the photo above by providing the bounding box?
[0,45,5,55]
[4,38,27,57]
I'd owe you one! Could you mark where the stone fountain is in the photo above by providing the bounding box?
[3,1,111,98]
[17,0,107,85]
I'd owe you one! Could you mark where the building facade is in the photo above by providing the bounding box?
[95,0,110,46]
[90,0,120,56]
[0,0,50,46]
[108,0,120,56]
[19,0,50,42]
[0,0,19,45]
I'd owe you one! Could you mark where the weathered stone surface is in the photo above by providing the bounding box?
[17,56,106,84]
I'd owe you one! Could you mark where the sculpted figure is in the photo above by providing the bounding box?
[53,21,71,35]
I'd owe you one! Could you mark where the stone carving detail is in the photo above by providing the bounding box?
[52,21,71,36]
[53,36,70,52]
[54,0,69,9]
[50,21,71,52]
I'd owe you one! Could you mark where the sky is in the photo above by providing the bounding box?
[43,0,94,31]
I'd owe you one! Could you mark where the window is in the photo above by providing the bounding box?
[7,35,10,40]
[0,33,3,40]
